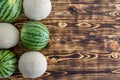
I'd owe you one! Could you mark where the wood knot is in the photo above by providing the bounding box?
[73,51,98,60]
[68,4,86,15]
[58,22,67,28]
[69,53,81,58]
[50,58,58,64]
[112,69,120,74]
[116,17,120,21]
[109,52,120,59]
[105,40,119,52]
[76,22,91,28]
[108,11,120,17]
[68,5,79,15]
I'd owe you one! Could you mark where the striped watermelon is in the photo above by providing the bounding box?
[0,0,22,23]
[20,22,50,50]
[0,50,17,78]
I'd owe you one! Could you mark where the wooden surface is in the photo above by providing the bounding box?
[3,0,120,80]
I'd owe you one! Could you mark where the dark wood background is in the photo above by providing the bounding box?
[2,0,120,80]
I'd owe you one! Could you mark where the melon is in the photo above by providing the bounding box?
[20,22,49,50]
[18,51,47,78]
[23,0,52,20]
[0,0,22,22]
[0,23,19,49]
[0,50,17,78]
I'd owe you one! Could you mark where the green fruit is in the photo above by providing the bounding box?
[0,50,17,78]
[20,22,49,50]
[0,0,22,23]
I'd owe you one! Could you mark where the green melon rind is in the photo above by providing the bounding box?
[0,50,17,78]
[0,0,22,23]
[21,22,50,50]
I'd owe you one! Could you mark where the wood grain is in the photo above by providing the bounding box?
[2,0,120,80]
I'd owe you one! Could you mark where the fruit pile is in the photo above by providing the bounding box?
[0,0,52,78]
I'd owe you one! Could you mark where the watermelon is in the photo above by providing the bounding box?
[0,0,22,23]
[0,50,17,78]
[20,22,50,50]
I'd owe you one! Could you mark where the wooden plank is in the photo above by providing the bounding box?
[52,0,120,4]
[16,3,120,23]
[13,26,120,55]
[2,0,120,80]
[9,71,120,80]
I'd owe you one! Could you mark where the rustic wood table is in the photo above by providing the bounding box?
[2,0,120,80]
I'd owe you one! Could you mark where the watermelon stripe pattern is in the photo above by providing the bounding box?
[21,22,50,50]
[0,50,17,78]
[0,0,22,22]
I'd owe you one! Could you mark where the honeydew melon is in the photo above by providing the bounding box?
[18,51,47,78]
[23,0,52,20]
[0,23,19,49]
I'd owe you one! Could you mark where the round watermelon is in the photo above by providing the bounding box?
[0,0,22,23]
[20,22,50,50]
[0,50,17,78]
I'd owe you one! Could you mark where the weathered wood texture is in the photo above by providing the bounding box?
[2,0,120,80]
